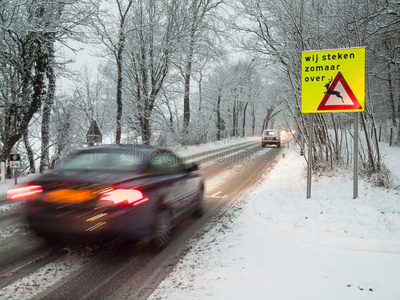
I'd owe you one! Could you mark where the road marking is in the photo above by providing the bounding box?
[206,191,228,199]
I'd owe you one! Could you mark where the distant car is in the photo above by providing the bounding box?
[261,129,281,148]
[7,144,204,249]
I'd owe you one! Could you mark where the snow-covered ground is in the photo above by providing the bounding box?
[1,138,400,300]
[148,141,400,300]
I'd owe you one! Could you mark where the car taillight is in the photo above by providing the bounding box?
[99,188,148,206]
[262,137,266,140]
[7,185,43,201]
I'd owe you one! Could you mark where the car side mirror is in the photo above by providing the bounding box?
[186,162,199,172]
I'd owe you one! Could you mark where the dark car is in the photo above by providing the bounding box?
[7,144,204,249]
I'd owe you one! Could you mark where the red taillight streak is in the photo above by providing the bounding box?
[7,185,43,201]
[131,198,148,206]
[99,188,148,206]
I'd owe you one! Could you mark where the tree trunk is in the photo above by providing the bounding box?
[387,65,397,127]
[251,103,255,136]
[114,0,133,144]
[40,42,55,173]
[232,101,237,137]
[183,26,196,132]
[140,111,151,145]
[198,72,203,113]
[361,112,376,171]
[40,98,51,173]
[242,102,248,137]
[216,91,221,141]
[116,58,123,144]
[23,130,36,173]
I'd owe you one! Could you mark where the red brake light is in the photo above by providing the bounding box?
[99,188,148,206]
[262,137,266,140]
[7,185,43,201]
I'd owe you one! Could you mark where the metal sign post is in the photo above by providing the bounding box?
[307,114,314,199]
[302,47,365,199]
[1,162,5,184]
[353,113,359,199]
[9,153,21,185]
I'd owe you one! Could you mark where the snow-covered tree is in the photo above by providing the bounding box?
[0,0,93,172]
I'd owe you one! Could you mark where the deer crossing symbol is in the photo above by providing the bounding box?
[324,77,343,102]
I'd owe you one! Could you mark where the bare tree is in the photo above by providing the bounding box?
[181,0,223,133]
[124,0,187,144]
[91,0,134,144]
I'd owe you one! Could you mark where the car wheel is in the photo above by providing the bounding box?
[35,232,59,245]
[192,189,205,218]
[261,143,265,148]
[278,143,281,148]
[152,209,171,250]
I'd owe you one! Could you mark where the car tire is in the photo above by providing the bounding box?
[192,189,205,218]
[278,143,281,148]
[152,209,172,250]
[35,232,59,245]
[261,143,265,148]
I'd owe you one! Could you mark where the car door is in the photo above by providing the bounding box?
[150,151,190,219]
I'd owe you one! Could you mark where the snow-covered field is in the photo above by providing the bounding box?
[1,138,400,300]
[148,141,400,300]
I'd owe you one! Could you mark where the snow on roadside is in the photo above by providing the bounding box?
[0,256,87,300]
[0,203,22,216]
[242,147,400,252]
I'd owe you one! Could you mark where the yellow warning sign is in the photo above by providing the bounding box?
[301,47,365,113]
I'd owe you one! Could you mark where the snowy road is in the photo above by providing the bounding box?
[0,137,286,299]
[2,136,398,300]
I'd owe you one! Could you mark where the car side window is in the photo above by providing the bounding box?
[151,152,185,173]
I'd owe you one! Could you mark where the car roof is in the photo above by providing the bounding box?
[75,144,174,156]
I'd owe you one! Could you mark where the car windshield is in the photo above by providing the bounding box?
[263,130,277,136]
[56,152,143,171]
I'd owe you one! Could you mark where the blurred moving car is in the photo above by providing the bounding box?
[7,144,204,249]
[261,129,281,148]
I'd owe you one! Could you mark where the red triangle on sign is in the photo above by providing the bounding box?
[318,71,362,111]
